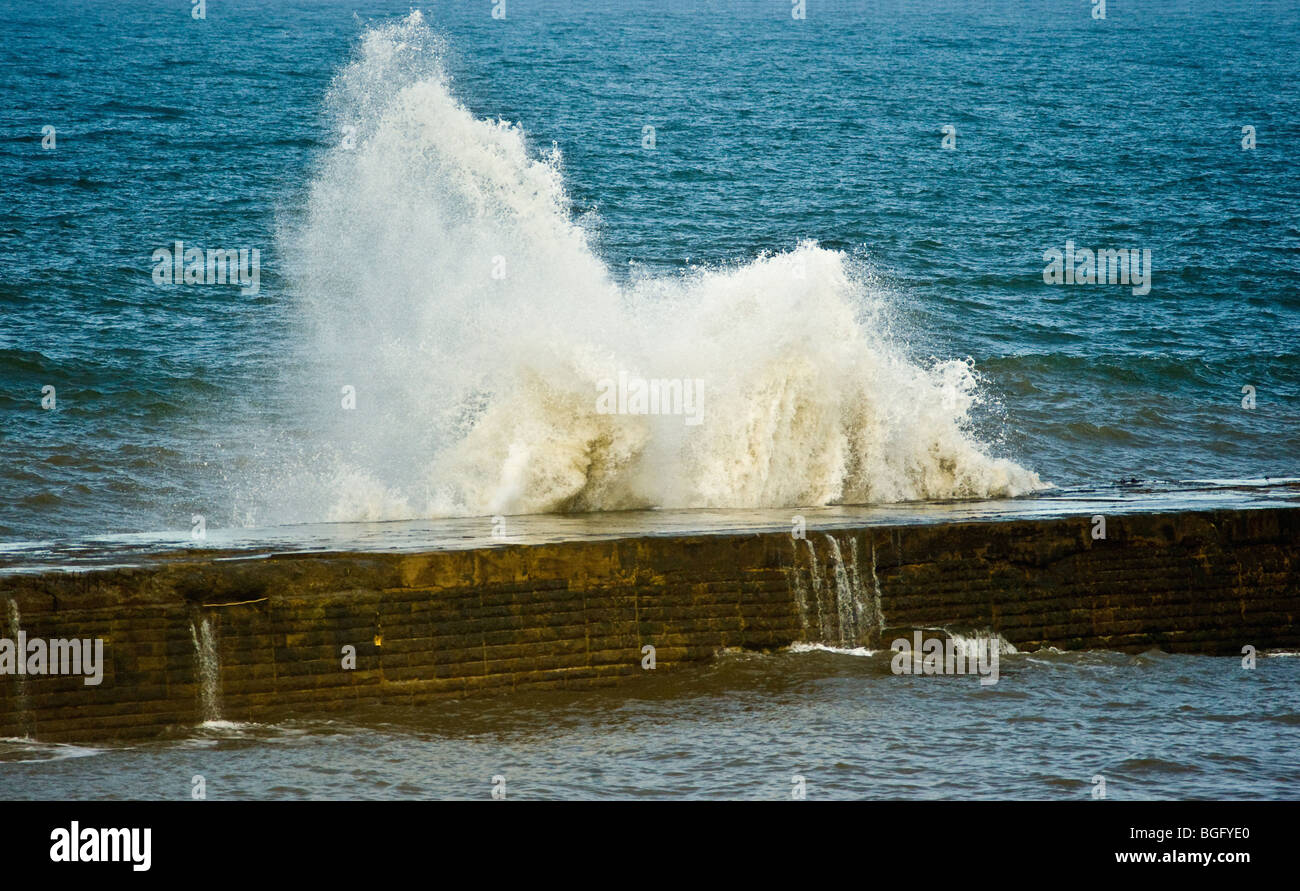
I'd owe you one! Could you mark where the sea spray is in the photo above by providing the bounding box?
[263,12,1045,526]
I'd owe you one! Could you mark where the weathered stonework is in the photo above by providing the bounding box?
[1,507,1296,742]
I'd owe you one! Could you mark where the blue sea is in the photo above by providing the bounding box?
[1,0,1297,541]
[0,0,1298,801]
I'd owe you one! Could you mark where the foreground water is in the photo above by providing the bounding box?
[2,648,1296,800]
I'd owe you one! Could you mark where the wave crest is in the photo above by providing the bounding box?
[274,12,1045,524]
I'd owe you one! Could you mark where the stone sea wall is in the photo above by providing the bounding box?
[1,507,1296,742]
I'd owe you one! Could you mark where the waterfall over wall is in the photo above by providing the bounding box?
[189,613,222,724]
[786,532,884,648]
[5,599,31,737]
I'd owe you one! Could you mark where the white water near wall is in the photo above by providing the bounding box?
[788,533,882,648]
[242,11,1046,529]
[189,614,222,724]
[788,527,1013,654]
[946,631,1019,657]
[6,599,30,737]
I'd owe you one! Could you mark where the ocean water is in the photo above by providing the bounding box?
[2,648,1298,800]
[2,0,1297,541]
[1,1,1298,801]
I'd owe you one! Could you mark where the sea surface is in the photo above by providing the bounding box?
[1,0,1298,799]
[2,0,1298,541]
[2,648,1298,800]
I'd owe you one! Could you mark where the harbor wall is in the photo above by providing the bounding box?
[1,507,1296,742]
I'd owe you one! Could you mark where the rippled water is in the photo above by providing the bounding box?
[2,0,1298,540]
[2,648,1296,800]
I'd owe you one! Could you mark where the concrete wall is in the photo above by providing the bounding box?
[1,507,1296,742]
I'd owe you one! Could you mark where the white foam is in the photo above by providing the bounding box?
[789,642,878,657]
[196,720,261,735]
[946,631,1019,656]
[0,737,104,763]
[258,12,1046,526]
